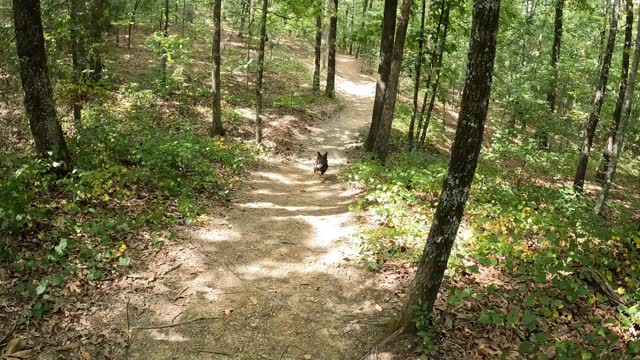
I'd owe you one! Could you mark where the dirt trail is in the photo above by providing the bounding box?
[127,54,395,359]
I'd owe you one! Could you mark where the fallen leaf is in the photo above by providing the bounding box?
[223,308,234,316]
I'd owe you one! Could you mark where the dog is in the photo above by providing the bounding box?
[314,151,328,175]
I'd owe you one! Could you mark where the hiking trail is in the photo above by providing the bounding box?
[127,53,397,359]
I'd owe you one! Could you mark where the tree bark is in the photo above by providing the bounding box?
[594,4,640,215]
[325,0,338,98]
[597,0,633,180]
[70,0,83,126]
[414,0,445,150]
[574,0,620,191]
[349,0,355,55]
[355,0,369,59]
[395,0,500,332]
[313,12,323,92]
[255,0,268,143]
[417,2,450,148]
[371,0,414,163]
[128,0,142,49]
[211,0,225,136]
[13,0,71,164]
[364,0,397,152]
[407,0,428,149]
[160,0,170,86]
[538,0,564,148]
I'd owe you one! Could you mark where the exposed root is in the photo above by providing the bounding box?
[361,325,406,360]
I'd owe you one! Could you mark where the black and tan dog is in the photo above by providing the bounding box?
[314,151,328,175]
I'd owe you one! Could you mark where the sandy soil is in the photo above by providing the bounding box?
[124,54,403,359]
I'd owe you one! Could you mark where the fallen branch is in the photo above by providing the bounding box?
[133,316,220,330]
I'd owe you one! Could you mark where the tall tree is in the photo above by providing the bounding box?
[417,1,450,148]
[394,0,500,333]
[413,0,445,150]
[160,0,170,86]
[211,0,224,136]
[128,0,143,49]
[594,2,640,215]
[255,0,268,143]
[355,0,369,59]
[573,0,620,191]
[539,0,564,148]
[13,0,71,163]
[70,0,84,125]
[364,0,397,152]
[407,0,428,149]
[349,0,355,55]
[597,0,633,180]
[313,9,323,92]
[325,0,338,98]
[371,0,414,162]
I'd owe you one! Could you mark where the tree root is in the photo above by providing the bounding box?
[361,325,406,360]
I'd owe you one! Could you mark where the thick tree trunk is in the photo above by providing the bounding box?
[364,0,397,152]
[594,6,640,215]
[13,0,71,164]
[371,0,414,163]
[395,0,500,332]
[407,0,427,148]
[574,0,620,191]
[313,12,323,92]
[417,2,450,148]
[325,0,338,98]
[160,0,170,86]
[255,0,268,143]
[211,0,224,136]
[539,0,564,148]
[597,0,633,180]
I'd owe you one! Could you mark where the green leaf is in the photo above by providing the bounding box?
[35,278,49,295]
[118,256,130,266]
[54,238,68,256]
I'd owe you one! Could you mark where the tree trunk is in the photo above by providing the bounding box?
[597,0,633,180]
[13,0,71,164]
[239,0,248,38]
[70,0,83,126]
[355,0,369,59]
[417,2,450,148]
[182,0,186,36]
[325,0,338,98]
[161,0,170,86]
[395,0,500,332]
[371,0,414,163]
[539,0,564,148]
[594,5,640,215]
[574,0,620,191]
[211,0,225,136]
[414,0,445,150]
[364,0,397,152]
[255,0,268,143]
[407,0,427,148]
[313,12,323,92]
[349,0,355,55]
[128,0,142,49]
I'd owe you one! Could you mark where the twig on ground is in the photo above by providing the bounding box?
[0,321,16,345]
[278,345,289,360]
[197,349,232,357]
[171,310,184,324]
[133,316,220,330]
[161,263,182,276]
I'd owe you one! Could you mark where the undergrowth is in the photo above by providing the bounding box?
[0,92,252,324]
[344,119,640,357]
